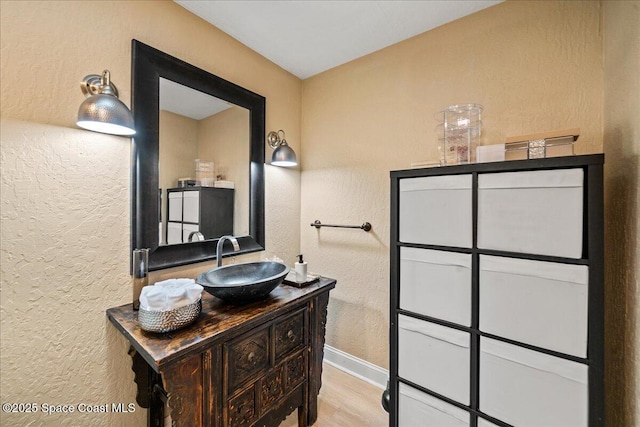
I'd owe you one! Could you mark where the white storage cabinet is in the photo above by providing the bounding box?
[389,155,604,427]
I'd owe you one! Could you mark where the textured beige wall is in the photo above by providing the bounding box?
[198,106,251,236]
[0,1,301,426]
[603,1,640,425]
[159,110,199,192]
[300,0,604,369]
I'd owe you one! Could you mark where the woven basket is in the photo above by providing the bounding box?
[138,298,201,333]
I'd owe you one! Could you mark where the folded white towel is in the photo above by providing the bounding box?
[213,180,235,189]
[139,278,203,311]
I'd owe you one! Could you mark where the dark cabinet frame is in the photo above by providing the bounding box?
[166,187,234,243]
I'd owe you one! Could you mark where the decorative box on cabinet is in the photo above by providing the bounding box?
[166,186,234,244]
[107,278,336,427]
[390,155,604,427]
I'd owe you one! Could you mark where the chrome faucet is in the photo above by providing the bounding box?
[216,235,239,267]
[187,231,205,242]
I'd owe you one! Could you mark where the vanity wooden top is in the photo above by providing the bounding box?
[106,277,336,372]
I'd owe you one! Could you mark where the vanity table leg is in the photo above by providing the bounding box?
[307,292,330,425]
[149,383,165,427]
[297,403,308,427]
[160,352,204,426]
[129,346,152,409]
[128,346,165,426]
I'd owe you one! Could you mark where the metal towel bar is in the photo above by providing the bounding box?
[310,220,372,232]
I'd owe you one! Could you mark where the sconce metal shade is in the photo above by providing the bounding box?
[77,70,136,136]
[271,141,297,167]
[267,130,297,167]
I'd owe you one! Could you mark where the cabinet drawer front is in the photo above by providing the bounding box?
[399,383,469,427]
[228,387,255,427]
[480,255,588,357]
[275,311,305,360]
[226,328,270,392]
[398,315,470,405]
[477,418,499,427]
[168,193,182,222]
[480,337,588,427]
[183,190,200,223]
[477,168,584,258]
[259,367,284,413]
[182,223,199,243]
[400,247,471,326]
[285,352,306,388]
[166,222,182,244]
[399,175,473,248]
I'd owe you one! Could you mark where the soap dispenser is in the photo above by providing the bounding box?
[295,254,307,282]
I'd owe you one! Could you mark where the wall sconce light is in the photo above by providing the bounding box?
[267,130,297,167]
[77,70,136,136]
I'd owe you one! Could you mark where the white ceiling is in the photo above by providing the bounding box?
[175,0,502,79]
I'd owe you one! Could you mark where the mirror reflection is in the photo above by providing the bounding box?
[158,78,249,246]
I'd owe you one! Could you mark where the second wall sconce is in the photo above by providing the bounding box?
[267,130,297,167]
[77,70,136,136]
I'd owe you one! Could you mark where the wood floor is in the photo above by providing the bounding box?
[281,363,388,427]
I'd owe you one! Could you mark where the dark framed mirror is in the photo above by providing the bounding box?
[131,40,265,271]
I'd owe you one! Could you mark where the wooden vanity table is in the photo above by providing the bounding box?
[107,277,336,427]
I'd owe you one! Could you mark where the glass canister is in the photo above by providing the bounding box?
[195,159,215,187]
[436,104,483,165]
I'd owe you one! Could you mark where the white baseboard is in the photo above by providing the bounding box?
[323,345,388,390]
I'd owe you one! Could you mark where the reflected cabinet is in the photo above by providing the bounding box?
[166,187,234,244]
[389,155,604,427]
